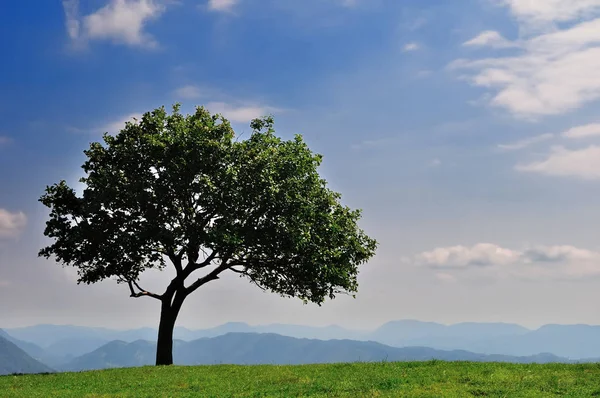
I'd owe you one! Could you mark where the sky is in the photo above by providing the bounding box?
[2,0,600,331]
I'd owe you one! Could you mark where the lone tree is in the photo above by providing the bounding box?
[39,105,378,366]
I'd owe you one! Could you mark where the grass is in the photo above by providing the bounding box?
[2,361,600,397]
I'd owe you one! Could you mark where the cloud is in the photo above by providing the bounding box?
[0,136,12,146]
[516,145,600,179]
[403,42,420,52]
[350,137,397,150]
[338,0,359,7]
[451,2,600,118]
[100,113,143,134]
[63,0,166,48]
[205,102,276,124]
[500,0,600,25]
[415,242,600,280]
[207,0,238,12]
[561,123,600,138]
[416,243,521,268]
[0,209,27,239]
[429,158,442,167]
[463,30,518,49]
[497,133,554,150]
[173,85,203,99]
[62,0,81,40]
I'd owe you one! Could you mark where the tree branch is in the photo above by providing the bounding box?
[229,266,267,292]
[182,250,218,279]
[128,280,163,300]
[184,258,229,296]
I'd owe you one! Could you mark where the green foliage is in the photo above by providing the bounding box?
[39,104,377,305]
[3,361,600,397]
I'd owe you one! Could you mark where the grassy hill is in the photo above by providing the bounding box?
[2,361,600,397]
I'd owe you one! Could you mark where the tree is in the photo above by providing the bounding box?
[38,105,378,366]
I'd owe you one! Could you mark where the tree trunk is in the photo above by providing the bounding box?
[155,290,186,366]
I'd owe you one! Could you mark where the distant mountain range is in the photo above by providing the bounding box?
[58,332,582,372]
[3,320,600,373]
[0,331,54,376]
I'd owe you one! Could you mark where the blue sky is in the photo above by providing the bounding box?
[3,0,600,330]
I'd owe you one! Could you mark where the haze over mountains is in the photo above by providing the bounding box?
[59,333,578,373]
[0,331,54,376]
[2,319,600,374]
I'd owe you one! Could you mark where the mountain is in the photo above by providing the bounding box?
[3,324,159,363]
[61,340,155,371]
[0,333,54,375]
[3,324,156,348]
[367,320,529,346]
[0,329,50,363]
[59,332,573,372]
[9,320,600,361]
[461,324,600,359]
[173,322,366,341]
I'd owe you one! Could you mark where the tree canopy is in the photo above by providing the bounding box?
[38,104,378,364]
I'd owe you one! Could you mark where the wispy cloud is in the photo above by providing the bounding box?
[206,0,238,13]
[429,158,442,167]
[173,85,203,99]
[205,102,277,124]
[0,136,12,146]
[506,123,600,178]
[561,123,600,139]
[63,0,167,48]
[498,133,554,150]
[403,42,420,52]
[500,0,600,25]
[463,30,518,49]
[0,209,27,239]
[62,0,81,41]
[516,145,600,179]
[451,1,600,118]
[351,137,397,150]
[415,242,600,280]
[100,113,143,134]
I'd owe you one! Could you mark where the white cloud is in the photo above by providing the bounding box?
[403,42,419,52]
[561,123,600,138]
[497,133,554,150]
[0,136,11,146]
[451,2,600,118]
[0,209,27,239]
[500,0,600,25]
[516,145,600,179]
[100,113,143,134]
[416,242,600,280]
[174,85,203,99]
[416,243,521,268]
[429,158,442,167]
[463,30,518,49]
[63,0,166,48]
[207,0,238,12]
[206,102,275,124]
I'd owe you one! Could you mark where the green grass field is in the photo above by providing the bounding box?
[2,361,600,397]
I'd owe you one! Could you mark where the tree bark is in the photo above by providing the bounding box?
[155,289,186,366]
